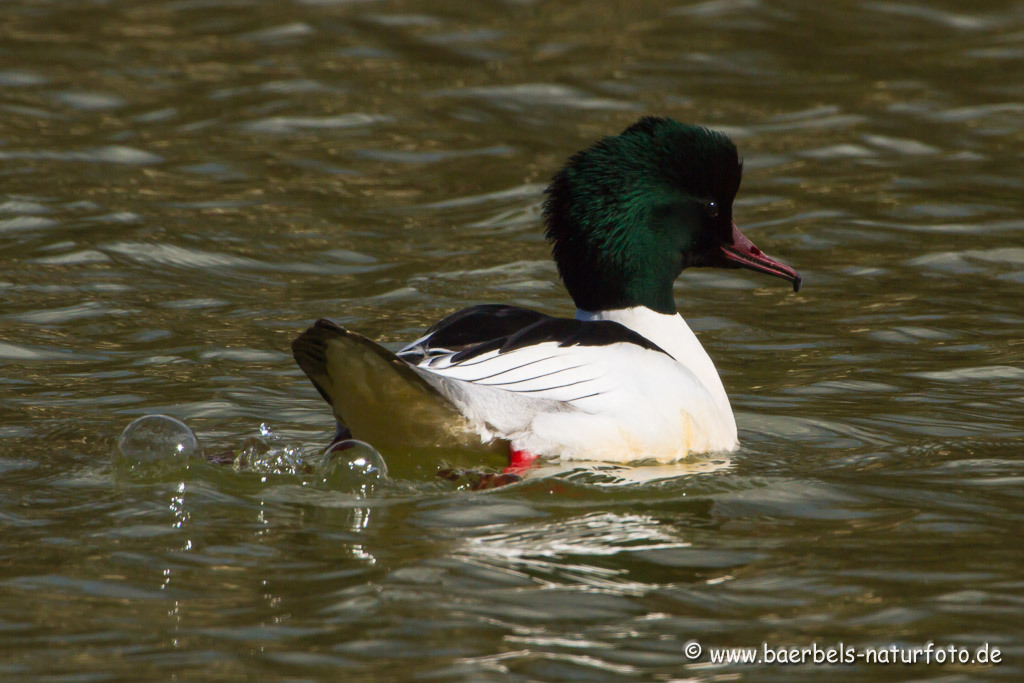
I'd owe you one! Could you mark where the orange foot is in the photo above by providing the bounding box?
[504,448,539,475]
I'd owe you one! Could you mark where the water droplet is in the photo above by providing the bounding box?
[116,415,201,465]
[233,431,304,475]
[319,440,387,491]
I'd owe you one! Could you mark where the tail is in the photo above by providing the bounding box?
[291,319,489,453]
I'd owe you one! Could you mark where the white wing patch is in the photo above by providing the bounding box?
[396,340,737,462]
[406,342,612,405]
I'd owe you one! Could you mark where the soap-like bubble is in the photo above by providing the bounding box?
[116,414,202,465]
[319,439,387,491]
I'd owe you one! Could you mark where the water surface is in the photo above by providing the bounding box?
[1,0,1022,679]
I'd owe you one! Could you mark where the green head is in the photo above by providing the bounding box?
[543,116,799,314]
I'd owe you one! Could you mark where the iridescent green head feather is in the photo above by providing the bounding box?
[543,117,743,314]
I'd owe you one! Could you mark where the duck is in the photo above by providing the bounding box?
[292,116,800,471]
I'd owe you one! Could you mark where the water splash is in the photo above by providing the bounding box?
[232,422,305,475]
[232,425,388,494]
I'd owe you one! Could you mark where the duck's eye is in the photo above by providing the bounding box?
[704,200,719,218]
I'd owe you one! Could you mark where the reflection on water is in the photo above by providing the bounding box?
[2,0,1023,678]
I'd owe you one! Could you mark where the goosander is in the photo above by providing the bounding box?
[292,116,800,467]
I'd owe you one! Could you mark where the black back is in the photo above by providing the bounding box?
[398,304,669,364]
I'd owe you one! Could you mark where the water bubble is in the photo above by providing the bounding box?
[319,440,387,492]
[116,414,202,465]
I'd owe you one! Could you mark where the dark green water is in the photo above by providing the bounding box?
[1,0,1022,679]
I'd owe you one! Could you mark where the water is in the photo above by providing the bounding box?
[1,0,1022,679]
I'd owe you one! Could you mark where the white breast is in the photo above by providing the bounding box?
[574,306,736,432]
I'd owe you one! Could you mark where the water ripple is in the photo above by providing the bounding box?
[1,0,1023,678]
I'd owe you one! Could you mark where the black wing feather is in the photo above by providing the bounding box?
[418,304,548,351]
[399,304,669,364]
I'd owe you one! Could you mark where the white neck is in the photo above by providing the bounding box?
[575,306,735,426]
